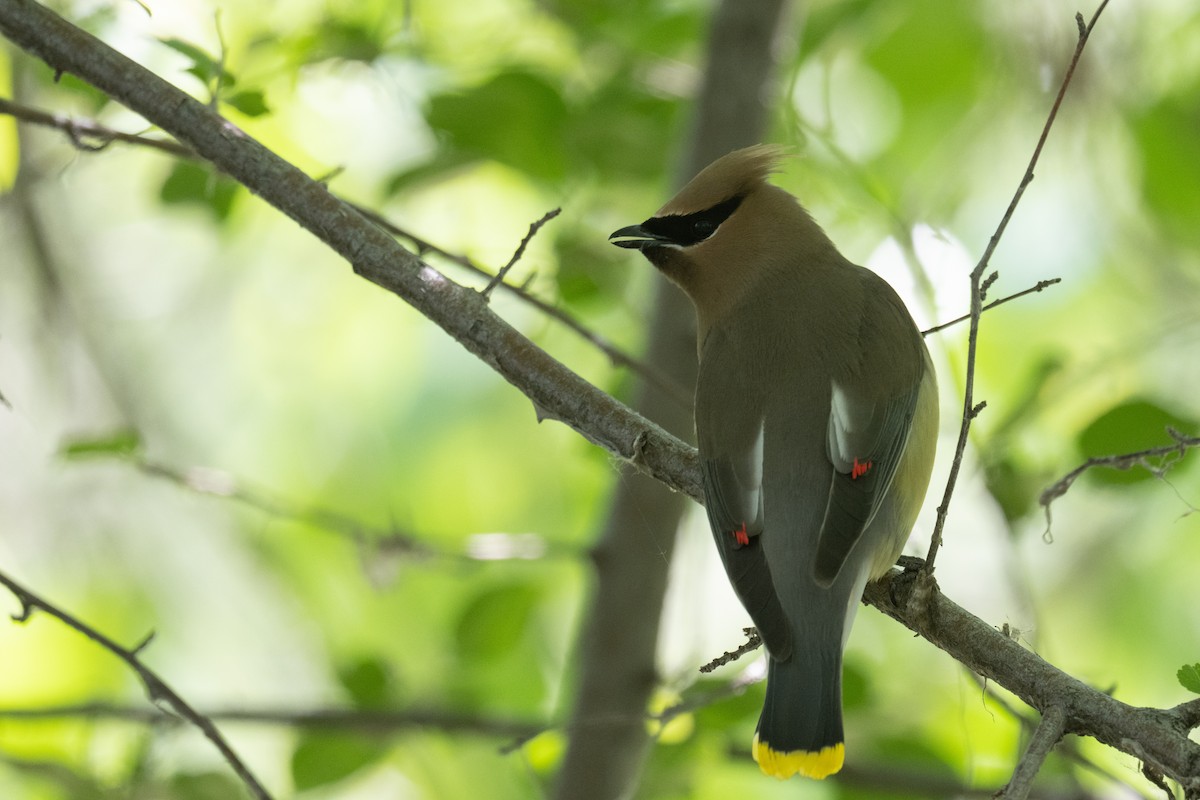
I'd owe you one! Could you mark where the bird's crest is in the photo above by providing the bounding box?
[658,144,787,217]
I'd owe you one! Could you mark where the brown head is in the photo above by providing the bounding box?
[610,145,838,336]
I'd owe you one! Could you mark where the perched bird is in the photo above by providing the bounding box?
[609,145,938,780]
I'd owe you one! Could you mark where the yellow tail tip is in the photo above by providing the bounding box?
[752,734,844,779]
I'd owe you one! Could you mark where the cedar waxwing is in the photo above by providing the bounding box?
[609,145,938,780]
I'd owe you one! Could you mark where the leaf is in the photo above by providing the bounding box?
[1179,663,1200,694]
[60,430,142,459]
[338,657,397,710]
[1133,86,1200,247]
[455,583,541,661]
[291,732,387,792]
[159,161,239,221]
[553,227,631,307]
[167,772,246,800]
[225,89,270,117]
[427,71,569,182]
[159,38,232,89]
[1076,399,1196,486]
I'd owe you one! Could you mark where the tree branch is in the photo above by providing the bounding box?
[1039,428,1200,533]
[920,278,1062,337]
[1,0,703,502]
[0,569,271,799]
[923,0,1111,572]
[864,570,1200,792]
[0,702,543,739]
[0,94,693,409]
[5,1,1195,796]
[997,705,1068,800]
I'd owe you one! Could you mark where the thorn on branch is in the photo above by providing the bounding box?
[11,596,34,623]
[132,630,157,656]
[481,208,561,300]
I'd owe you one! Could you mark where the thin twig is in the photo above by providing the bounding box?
[998,705,1068,800]
[0,570,272,799]
[1039,428,1200,536]
[923,1,1111,573]
[697,627,762,673]
[130,457,580,562]
[482,208,561,300]
[134,458,429,557]
[0,702,544,738]
[0,96,693,410]
[0,96,191,156]
[921,278,1063,337]
[350,203,694,408]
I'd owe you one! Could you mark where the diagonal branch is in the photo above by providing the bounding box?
[0,95,692,409]
[864,570,1200,793]
[923,0,1112,572]
[0,569,272,799]
[7,1,1198,795]
[0,0,703,504]
[997,704,1068,800]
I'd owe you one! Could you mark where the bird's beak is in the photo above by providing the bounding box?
[609,224,667,250]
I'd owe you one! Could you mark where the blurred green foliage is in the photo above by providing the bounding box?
[1,0,1199,799]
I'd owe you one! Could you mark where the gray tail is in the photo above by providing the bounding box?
[753,647,845,779]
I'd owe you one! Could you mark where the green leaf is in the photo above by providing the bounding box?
[225,89,270,117]
[1076,399,1196,486]
[298,17,386,64]
[567,76,679,179]
[1133,86,1200,247]
[455,583,541,661]
[427,71,569,182]
[338,657,397,710]
[159,161,239,221]
[553,227,631,307]
[167,772,246,800]
[1179,663,1200,694]
[60,430,142,459]
[291,731,387,791]
[160,38,232,89]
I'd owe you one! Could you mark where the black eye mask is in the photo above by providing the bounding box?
[640,194,744,247]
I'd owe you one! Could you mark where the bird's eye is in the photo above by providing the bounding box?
[693,219,717,239]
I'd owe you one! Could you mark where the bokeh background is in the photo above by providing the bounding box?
[1,0,1198,797]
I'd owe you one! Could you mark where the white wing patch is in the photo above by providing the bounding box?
[747,418,765,500]
[827,380,874,470]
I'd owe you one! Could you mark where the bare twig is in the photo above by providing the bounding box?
[0,570,272,799]
[0,95,693,409]
[923,1,1111,573]
[0,96,191,155]
[998,705,1068,800]
[697,627,762,673]
[131,457,578,562]
[134,458,430,556]
[348,203,694,408]
[0,702,544,739]
[481,208,561,299]
[1039,428,1200,534]
[921,278,1063,337]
